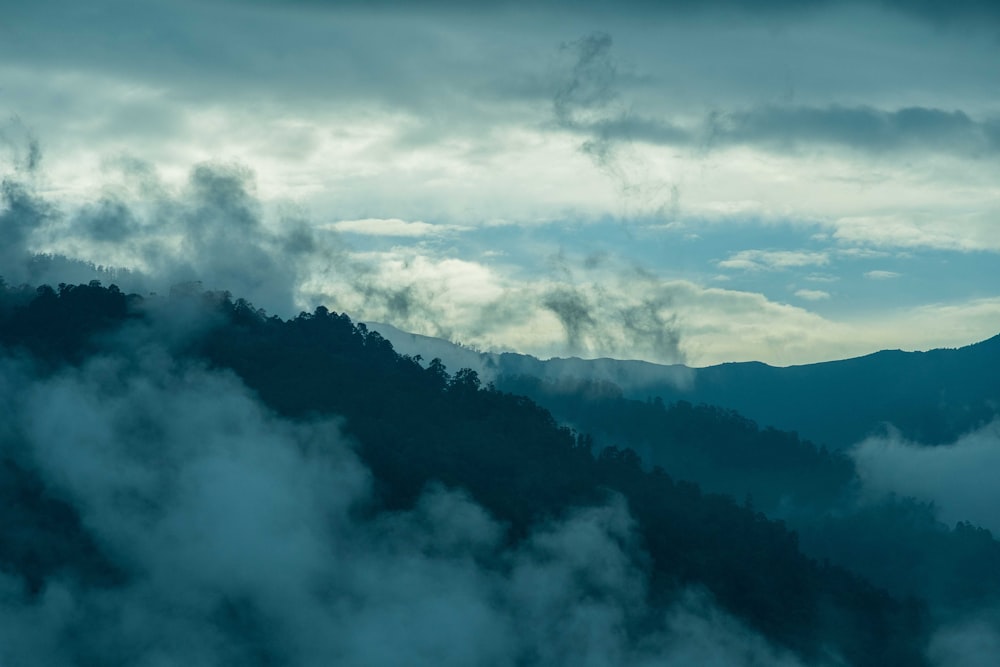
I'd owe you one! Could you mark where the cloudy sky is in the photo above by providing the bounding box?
[1,0,998,366]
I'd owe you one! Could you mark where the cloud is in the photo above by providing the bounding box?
[836,247,891,259]
[0,118,42,175]
[619,295,685,364]
[929,614,1000,667]
[542,286,598,355]
[3,140,997,368]
[532,263,686,364]
[306,248,692,365]
[322,218,471,237]
[316,245,1000,368]
[878,0,1000,26]
[718,249,830,271]
[0,178,53,282]
[831,213,1000,252]
[707,105,1000,157]
[0,335,820,666]
[1,152,464,324]
[552,33,678,217]
[795,289,830,301]
[865,270,900,279]
[851,421,1000,533]
[251,0,1000,31]
[553,32,618,129]
[563,98,1000,161]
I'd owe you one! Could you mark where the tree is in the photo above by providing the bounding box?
[449,367,481,393]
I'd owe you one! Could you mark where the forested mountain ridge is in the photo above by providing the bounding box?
[373,321,1000,449]
[498,372,1000,615]
[0,281,929,666]
[661,339,1000,449]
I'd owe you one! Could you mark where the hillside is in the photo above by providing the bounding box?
[372,322,1000,449]
[0,281,930,666]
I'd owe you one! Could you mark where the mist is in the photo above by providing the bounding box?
[851,421,1000,533]
[0,320,813,666]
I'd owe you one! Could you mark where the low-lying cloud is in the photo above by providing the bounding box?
[928,614,1000,667]
[851,421,1000,533]
[0,330,814,666]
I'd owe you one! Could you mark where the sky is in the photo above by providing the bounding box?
[1,0,999,366]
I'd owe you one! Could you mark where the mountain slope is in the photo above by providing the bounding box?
[372,321,1000,449]
[0,282,929,666]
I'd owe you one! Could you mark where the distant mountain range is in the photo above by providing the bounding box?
[370,322,1000,449]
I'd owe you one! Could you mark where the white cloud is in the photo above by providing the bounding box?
[718,249,830,272]
[899,298,1000,345]
[322,218,471,237]
[805,273,839,283]
[851,422,1000,533]
[794,289,830,301]
[836,247,891,259]
[832,211,1000,252]
[865,270,901,279]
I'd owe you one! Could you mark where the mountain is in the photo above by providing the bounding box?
[0,281,932,667]
[371,321,1000,449]
[374,320,1000,617]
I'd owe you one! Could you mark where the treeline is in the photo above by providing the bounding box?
[497,374,855,512]
[497,371,1000,614]
[0,282,928,666]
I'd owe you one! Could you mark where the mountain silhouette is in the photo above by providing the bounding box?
[0,281,936,666]
[371,322,1000,449]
